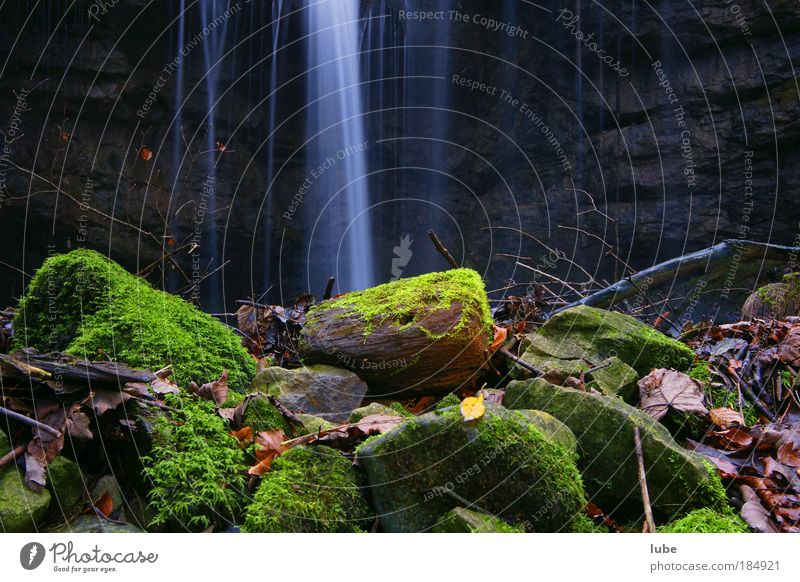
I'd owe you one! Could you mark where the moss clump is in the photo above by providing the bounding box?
[432,507,524,533]
[241,395,290,433]
[14,249,255,389]
[569,512,608,533]
[307,268,493,340]
[660,508,750,533]
[433,393,461,412]
[356,405,586,532]
[243,445,371,533]
[689,360,712,384]
[142,394,247,531]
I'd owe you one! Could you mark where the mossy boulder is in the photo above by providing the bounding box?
[250,365,367,422]
[349,402,412,423]
[243,445,371,532]
[45,457,85,518]
[294,413,335,436]
[742,273,800,319]
[516,410,577,453]
[512,306,694,380]
[13,249,255,389]
[356,405,586,532]
[0,466,51,532]
[299,269,493,393]
[505,378,727,516]
[588,357,639,402]
[241,394,291,433]
[659,508,750,533]
[431,507,523,533]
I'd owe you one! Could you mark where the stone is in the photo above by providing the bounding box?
[250,365,368,423]
[516,410,577,453]
[0,466,51,532]
[589,357,640,402]
[46,457,86,517]
[356,405,586,532]
[348,402,410,423]
[431,507,523,533]
[243,445,371,532]
[505,378,727,516]
[90,475,124,516]
[294,413,335,436]
[512,306,694,380]
[53,515,142,533]
[742,273,800,320]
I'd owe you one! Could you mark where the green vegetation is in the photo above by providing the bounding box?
[14,249,255,389]
[660,508,750,533]
[142,394,247,531]
[569,512,608,533]
[307,268,493,340]
[433,393,461,412]
[432,507,524,533]
[241,395,291,433]
[243,445,371,533]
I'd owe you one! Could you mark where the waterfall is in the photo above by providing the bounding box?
[197,1,230,304]
[304,0,375,292]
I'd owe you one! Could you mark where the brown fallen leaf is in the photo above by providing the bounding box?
[490,325,508,352]
[739,484,778,533]
[188,370,229,405]
[86,390,132,415]
[150,376,179,396]
[709,407,745,430]
[711,428,754,451]
[777,440,800,468]
[248,429,287,476]
[230,426,254,444]
[24,453,48,491]
[94,492,114,517]
[283,414,404,449]
[638,369,709,421]
[777,327,800,366]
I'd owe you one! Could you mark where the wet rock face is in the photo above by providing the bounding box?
[1,1,797,305]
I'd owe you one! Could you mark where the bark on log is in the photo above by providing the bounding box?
[298,270,492,393]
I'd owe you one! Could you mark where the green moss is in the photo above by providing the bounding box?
[689,360,711,385]
[13,249,255,389]
[306,268,493,340]
[45,457,85,517]
[221,391,245,408]
[433,393,461,412]
[660,508,750,533]
[569,512,608,533]
[349,402,412,423]
[243,445,371,533]
[294,414,335,436]
[241,395,290,433]
[0,467,51,532]
[432,507,524,533]
[142,394,247,531]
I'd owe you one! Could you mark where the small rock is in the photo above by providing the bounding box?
[356,405,586,532]
[45,457,86,519]
[348,402,409,423]
[250,365,367,423]
[512,306,694,379]
[91,475,124,515]
[294,413,335,436]
[0,465,51,532]
[505,378,727,516]
[431,507,523,533]
[54,514,142,533]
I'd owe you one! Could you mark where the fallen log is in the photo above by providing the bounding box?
[298,269,493,393]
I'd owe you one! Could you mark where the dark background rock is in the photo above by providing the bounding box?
[0,0,796,313]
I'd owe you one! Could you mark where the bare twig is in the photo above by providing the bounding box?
[499,346,542,376]
[0,444,26,468]
[515,262,584,298]
[0,406,61,438]
[427,230,458,268]
[633,427,656,533]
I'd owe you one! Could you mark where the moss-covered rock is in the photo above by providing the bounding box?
[742,273,800,320]
[349,402,412,423]
[250,365,367,422]
[241,394,291,433]
[433,393,461,411]
[243,445,371,532]
[516,410,577,453]
[505,378,727,516]
[0,466,51,532]
[431,507,523,533]
[356,405,586,532]
[45,456,85,517]
[588,357,639,403]
[294,413,335,436]
[660,508,750,533]
[512,306,694,380]
[13,249,255,389]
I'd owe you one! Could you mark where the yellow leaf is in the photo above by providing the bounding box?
[460,393,485,422]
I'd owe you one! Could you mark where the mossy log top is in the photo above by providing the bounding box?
[298,269,493,393]
[13,249,255,389]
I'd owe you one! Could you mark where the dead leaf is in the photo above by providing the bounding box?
[248,430,287,476]
[87,390,131,415]
[460,393,485,422]
[709,407,745,429]
[490,325,508,352]
[230,426,254,444]
[283,414,404,449]
[64,408,93,440]
[638,369,709,421]
[94,492,114,517]
[778,441,800,468]
[740,484,778,533]
[188,370,229,405]
[711,428,754,451]
[150,376,179,396]
[24,453,47,491]
[778,327,800,365]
